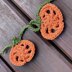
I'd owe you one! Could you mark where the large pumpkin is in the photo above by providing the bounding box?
[39,3,64,40]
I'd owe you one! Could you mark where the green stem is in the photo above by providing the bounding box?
[19,25,30,39]
[0,45,12,55]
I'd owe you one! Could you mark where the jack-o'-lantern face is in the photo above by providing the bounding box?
[39,3,64,40]
[9,40,35,66]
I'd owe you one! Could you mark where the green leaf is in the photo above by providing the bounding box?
[36,3,44,16]
[36,0,53,16]
[45,0,53,3]
[12,37,21,45]
[36,16,41,24]
[0,45,12,54]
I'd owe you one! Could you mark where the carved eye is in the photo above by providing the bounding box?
[16,56,19,61]
[28,50,31,53]
[13,52,17,55]
[56,24,59,28]
[21,44,24,46]
[20,60,24,62]
[46,10,50,14]
[53,10,56,15]
[46,28,49,34]
[51,29,55,33]
[26,45,29,49]
[26,56,29,59]
[43,15,45,18]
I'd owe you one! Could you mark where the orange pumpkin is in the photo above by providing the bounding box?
[9,40,35,66]
[39,3,64,40]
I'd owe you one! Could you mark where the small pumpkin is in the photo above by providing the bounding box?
[9,40,35,66]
